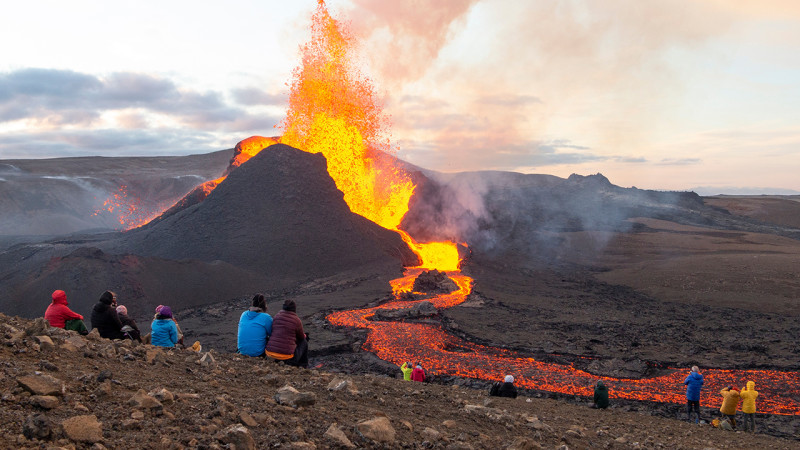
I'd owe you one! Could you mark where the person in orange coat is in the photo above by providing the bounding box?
[44,290,87,334]
[719,386,740,429]
[740,381,759,433]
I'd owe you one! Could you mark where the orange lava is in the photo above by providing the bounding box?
[327,270,800,416]
[93,185,163,230]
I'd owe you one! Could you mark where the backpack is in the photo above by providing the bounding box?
[489,382,501,396]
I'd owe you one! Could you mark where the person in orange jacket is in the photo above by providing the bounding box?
[740,381,759,433]
[719,386,740,429]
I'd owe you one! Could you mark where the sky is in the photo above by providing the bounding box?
[1,0,799,193]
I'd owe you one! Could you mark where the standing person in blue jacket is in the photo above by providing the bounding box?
[684,365,705,423]
[237,294,273,357]
[151,305,179,347]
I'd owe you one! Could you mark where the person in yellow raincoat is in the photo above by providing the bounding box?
[400,362,413,381]
[719,386,740,429]
[740,381,759,432]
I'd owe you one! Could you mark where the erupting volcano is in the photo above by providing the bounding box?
[86,0,799,417]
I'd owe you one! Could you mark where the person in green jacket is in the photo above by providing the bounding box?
[400,362,413,381]
[593,380,609,409]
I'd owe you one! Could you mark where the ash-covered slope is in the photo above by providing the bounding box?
[0,150,231,237]
[117,144,418,278]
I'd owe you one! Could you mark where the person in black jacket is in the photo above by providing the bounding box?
[593,380,610,409]
[489,375,518,398]
[90,291,124,340]
[116,305,142,343]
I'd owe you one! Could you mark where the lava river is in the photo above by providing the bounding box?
[327,269,800,416]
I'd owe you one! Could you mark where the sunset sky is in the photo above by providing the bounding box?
[1,0,799,193]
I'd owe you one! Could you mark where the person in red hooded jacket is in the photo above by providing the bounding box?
[411,363,426,382]
[44,290,88,334]
[265,299,308,368]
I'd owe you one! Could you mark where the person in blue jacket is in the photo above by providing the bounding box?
[684,365,704,423]
[237,294,273,357]
[151,305,179,347]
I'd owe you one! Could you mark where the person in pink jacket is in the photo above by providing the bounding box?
[44,290,87,334]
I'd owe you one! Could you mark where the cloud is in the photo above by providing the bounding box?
[0,68,284,157]
[231,87,287,106]
[657,158,702,166]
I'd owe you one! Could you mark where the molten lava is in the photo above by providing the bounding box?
[327,271,800,416]
[93,185,163,230]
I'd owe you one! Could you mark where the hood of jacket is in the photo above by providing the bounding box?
[52,290,68,305]
[746,381,755,391]
[687,372,703,382]
[243,309,265,319]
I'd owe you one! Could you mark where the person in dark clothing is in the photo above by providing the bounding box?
[593,380,610,409]
[490,375,518,398]
[116,305,142,343]
[90,290,124,340]
[264,299,308,368]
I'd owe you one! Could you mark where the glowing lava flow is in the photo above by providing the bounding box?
[327,270,800,416]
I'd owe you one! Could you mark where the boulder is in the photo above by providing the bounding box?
[17,374,65,396]
[30,395,59,409]
[274,385,316,408]
[220,424,255,450]
[324,423,355,448]
[327,377,359,395]
[355,416,395,443]
[372,301,438,321]
[412,270,458,293]
[25,318,50,336]
[149,388,174,405]
[128,389,163,411]
[239,411,259,427]
[145,348,166,365]
[62,415,103,443]
[22,414,53,440]
[34,335,55,351]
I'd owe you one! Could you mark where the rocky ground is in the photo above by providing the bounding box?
[2,314,798,449]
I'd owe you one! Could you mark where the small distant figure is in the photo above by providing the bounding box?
[740,381,758,433]
[90,291,124,340]
[410,362,426,382]
[151,305,179,347]
[719,385,740,430]
[237,293,273,357]
[116,305,142,343]
[400,362,413,381]
[490,375,518,398]
[44,290,88,334]
[684,366,704,423]
[593,380,609,409]
[265,299,309,368]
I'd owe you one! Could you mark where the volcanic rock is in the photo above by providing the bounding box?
[29,395,59,409]
[412,270,458,293]
[17,374,64,396]
[372,301,438,321]
[356,416,396,443]
[327,377,359,395]
[585,358,649,379]
[61,414,103,443]
[274,385,316,408]
[219,424,255,450]
[128,389,163,411]
[34,335,55,351]
[324,423,355,448]
[22,414,53,440]
[122,144,418,281]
